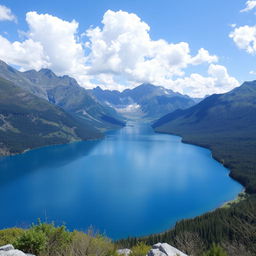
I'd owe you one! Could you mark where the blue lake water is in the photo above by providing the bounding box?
[0,123,242,239]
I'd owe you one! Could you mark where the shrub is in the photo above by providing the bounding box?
[130,242,151,256]
[203,244,227,256]
[14,228,47,255]
[14,220,72,256]
[0,228,24,246]
[32,222,72,256]
[70,230,116,256]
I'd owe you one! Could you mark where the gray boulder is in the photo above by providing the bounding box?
[148,243,188,256]
[0,245,14,252]
[0,244,35,256]
[0,249,26,256]
[117,248,132,256]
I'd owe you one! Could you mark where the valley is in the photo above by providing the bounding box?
[0,121,242,240]
[0,61,255,254]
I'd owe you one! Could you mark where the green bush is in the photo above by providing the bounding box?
[14,228,47,255]
[130,242,150,256]
[70,230,116,256]
[0,228,24,246]
[13,221,72,256]
[203,244,227,256]
[0,222,118,256]
[32,222,72,256]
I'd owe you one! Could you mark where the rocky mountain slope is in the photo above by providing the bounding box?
[0,77,102,156]
[90,84,196,120]
[0,60,125,131]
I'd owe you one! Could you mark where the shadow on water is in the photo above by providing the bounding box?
[0,140,99,186]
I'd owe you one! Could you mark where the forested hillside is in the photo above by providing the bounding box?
[0,77,102,156]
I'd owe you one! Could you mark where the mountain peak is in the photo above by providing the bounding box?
[39,68,56,78]
[0,60,8,67]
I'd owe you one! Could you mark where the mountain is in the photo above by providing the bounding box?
[153,81,256,193]
[23,69,125,129]
[0,60,47,99]
[89,84,196,120]
[0,60,125,130]
[0,77,102,156]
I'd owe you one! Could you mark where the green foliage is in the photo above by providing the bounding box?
[117,195,256,254]
[71,231,116,256]
[130,242,151,256]
[2,221,116,256]
[14,228,47,255]
[203,244,227,256]
[0,228,24,246]
[13,220,72,256]
[31,221,72,256]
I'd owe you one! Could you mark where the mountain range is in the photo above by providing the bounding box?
[153,81,256,193]
[0,60,125,131]
[0,76,102,156]
[89,84,197,120]
[0,60,125,155]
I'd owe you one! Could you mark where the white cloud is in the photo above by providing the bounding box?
[85,10,223,95]
[146,64,239,98]
[86,10,217,79]
[0,5,16,22]
[240,0,256,12]
[208,64,239,89]
[95,64,238,99]
[26,12,88,76]
[0,9,238,97]
[249,70,256,74]
[0,35,49,70]
[190,48,218,65]
[229,25,256,54]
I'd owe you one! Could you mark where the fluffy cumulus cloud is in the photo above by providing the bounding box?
[146,64,239,98]
[240,0,256,12]
[85,10,218,84]
[26,12,87,75]
[0,9,239,97]
[0,35,48,70]
[229,25,256,54]
[0,5,16,22]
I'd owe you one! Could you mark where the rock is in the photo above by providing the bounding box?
[117,248,132,256]
[148,248,167,256]
[148,243,188,256]
[0,245,14,251]
[0,245,35,256]
[0,249,27,256]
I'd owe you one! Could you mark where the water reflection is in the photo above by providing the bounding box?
[0,140,98,186]
[0,123,242,239]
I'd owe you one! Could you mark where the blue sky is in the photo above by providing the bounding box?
[0,0,255,97]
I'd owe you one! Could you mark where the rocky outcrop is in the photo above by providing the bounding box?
[0,245,35,256]
[117,248,132,256]
[118,243,187,256]
[148,243,188,256]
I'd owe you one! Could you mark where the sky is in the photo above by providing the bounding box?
[0,0,256,97]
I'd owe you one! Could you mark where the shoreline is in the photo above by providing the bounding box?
[0,136,103,159]
[122,129,249,241]
[0,123,128,159]
[220,191,247,209]
[116,128,246,241]
[0,124,248,242]
[154,129,247,192]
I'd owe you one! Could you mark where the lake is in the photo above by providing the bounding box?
[0,123,242,239]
